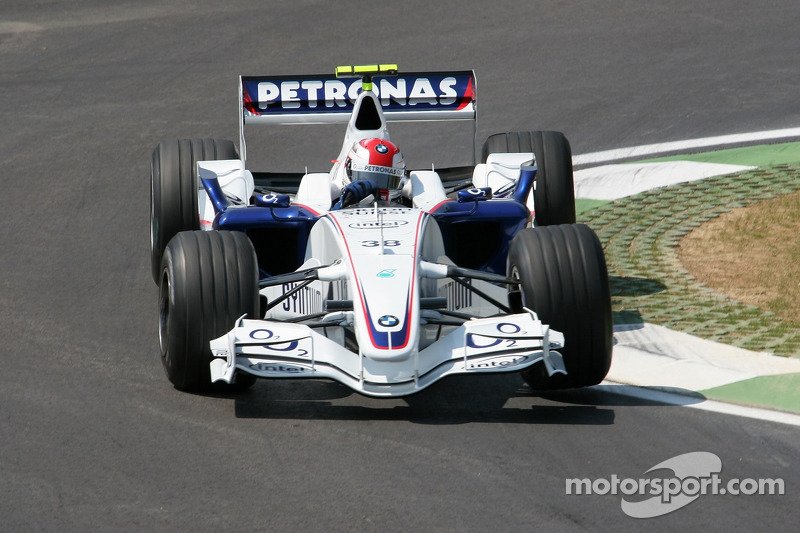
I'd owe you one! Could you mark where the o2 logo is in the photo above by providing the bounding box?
[248,329,308,357]
[466,323,526,349]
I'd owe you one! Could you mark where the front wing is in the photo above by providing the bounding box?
[210,311,566,397]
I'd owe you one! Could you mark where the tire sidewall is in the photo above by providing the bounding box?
[531,131,576,226]
[508,224,612,389]
[150,139,237,284]
[480,130,576,226]
[158,230,258,391]
[159,235,194,388]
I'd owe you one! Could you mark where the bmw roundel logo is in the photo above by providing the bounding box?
[377,315,400,327]
[375,143,388,154]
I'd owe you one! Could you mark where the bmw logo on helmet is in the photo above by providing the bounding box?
[375,143,389,154]
[377,315,400,327]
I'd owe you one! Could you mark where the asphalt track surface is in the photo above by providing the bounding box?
[2,1,799,531]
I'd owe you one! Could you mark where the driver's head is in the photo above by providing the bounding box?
[344,138,405,201]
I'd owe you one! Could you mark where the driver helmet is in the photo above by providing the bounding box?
[344,138,405,201]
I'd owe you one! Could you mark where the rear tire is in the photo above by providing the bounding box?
[482,130,576,226]
[158,230,258,392]
[507,224,612,389]
[150,138,238,284]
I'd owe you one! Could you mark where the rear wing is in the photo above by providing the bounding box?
[238,69,476,163]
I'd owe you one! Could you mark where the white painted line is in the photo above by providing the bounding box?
[598,383,800,427]
[610,323,800,389]
[574,161,755,200]
[574,127,800,166]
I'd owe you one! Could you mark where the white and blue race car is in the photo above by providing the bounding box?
[150,65,612,396]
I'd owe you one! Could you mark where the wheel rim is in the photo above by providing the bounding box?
[507,264,523,312]
[158,271,170,358]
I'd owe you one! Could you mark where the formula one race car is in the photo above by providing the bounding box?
[150,65,612,396]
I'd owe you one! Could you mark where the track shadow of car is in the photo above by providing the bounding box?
[535,384,707,407]
[609,275,667,329]
[228,373,704,425]
[610,275,666,297]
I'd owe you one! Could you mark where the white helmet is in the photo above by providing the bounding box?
[344,138,406,201]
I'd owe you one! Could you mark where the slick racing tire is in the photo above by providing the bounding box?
[158,230,258,392]
[482,130,576,226]
[150,138,238,284]
[507,224,612,389]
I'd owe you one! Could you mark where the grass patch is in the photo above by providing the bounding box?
[576,198,609,216]
[640,141,800,167]
[699,373,800,413]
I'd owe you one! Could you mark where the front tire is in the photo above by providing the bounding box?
[482,130,576,226]
[150,138,238,284]
[507,224,612,389]
[159,230,258,391]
